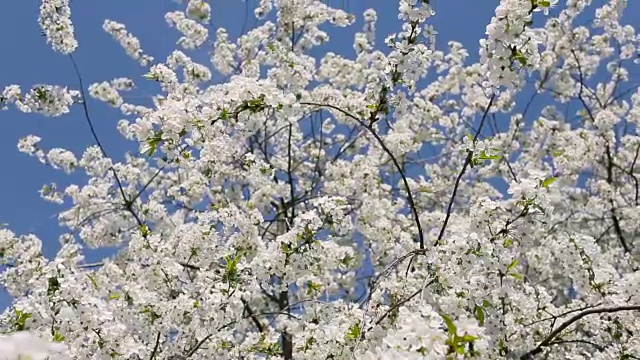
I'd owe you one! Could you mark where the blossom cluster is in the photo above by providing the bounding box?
[1,0,639,359]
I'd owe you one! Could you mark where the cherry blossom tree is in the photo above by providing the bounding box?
[1,0,640,359]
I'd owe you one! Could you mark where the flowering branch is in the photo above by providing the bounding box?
[520,305,640,359]
[301,101,425,249]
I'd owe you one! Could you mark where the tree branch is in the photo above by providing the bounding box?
[435,93,496,245]
[301,101,425,249]
[149,332,161,359]
[520,305,640,359]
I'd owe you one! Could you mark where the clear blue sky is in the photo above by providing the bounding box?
[0,0,637,310]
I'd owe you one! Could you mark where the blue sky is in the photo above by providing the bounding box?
[0,0,637,310]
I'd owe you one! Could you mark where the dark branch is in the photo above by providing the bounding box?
[435,94,496,245]
[149,332,161,359]
[520,305,640,359]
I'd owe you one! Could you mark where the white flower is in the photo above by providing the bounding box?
[3,0,640,359]
[0,331,68,360]
[38,0,77,54]
[455,315,482,337]
[103,20,153,66]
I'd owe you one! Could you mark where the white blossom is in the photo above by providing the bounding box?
[2,0,640,359]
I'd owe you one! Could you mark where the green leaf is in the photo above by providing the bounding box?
[461,334,478,342]
[52,330,65,342]
[34,87,49,101]
[280,242,291,255]
[220,108,230,120]
[475,306,485,326]
[139,224,151,237]
[142,73,159,81]
[441,313,457,335]
[509,273,524,280]
[482,300,491,308]
[515,54,528,66]
[139,305,160,324]
[87,274,98,290]
[108,292,121,300]
[340,254,353,267]
[507,259,518,272]
[541,176,557,188]
[145,131,163,157]
[14,309,32,331]
[222,254,242,285]
[241,94,268,113]
[346,323,361,339]
[478,153,501,160]
[306,281,322,295]
[539,0,551,6]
